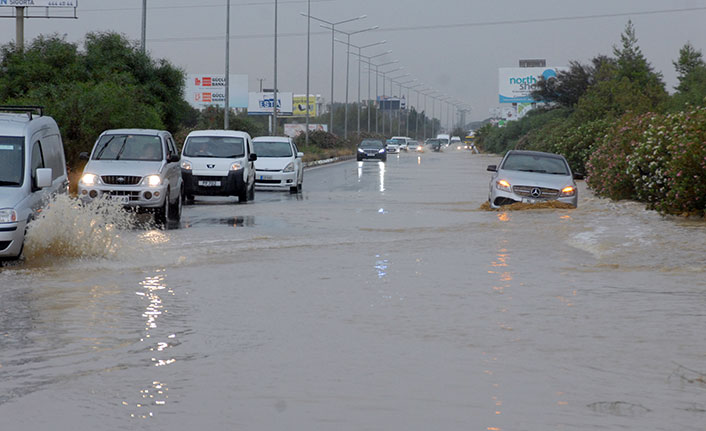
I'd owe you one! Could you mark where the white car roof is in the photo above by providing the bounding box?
[0,113,57,137]
[186,130,252,139]
[103,128,168,136]
[252,136,290,142]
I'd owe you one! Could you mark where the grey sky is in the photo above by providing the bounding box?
[1,0,705,122]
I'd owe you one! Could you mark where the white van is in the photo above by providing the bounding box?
[0,106,68,261]
[436,134,451,147]
[180,130,257,203]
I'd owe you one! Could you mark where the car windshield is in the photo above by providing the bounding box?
[502,153,569,175]
[428,139,441,146]
[360,140,383,149]
[253,141,293,158]
[391,139,405,145]
[0,137,24,187]
[184,136,245,158]
[93,134,163,161]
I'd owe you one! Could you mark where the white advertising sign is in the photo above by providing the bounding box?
[0,0,76,7]
[248,92,293,116]
[498,67,567,103]
[185,74,248,109]
[284,123,328,138]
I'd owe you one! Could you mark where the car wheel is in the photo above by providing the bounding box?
[156,188,170,227]
[185,194,194,204]
[248,180,255,201]
[238,183,248,203]
[357,156,362,161]
[169,188,182,222]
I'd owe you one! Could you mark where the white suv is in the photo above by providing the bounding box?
[180,130,257,203]
[78,129,183,227]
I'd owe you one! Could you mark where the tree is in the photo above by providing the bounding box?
[613,20,664,90]
[673,42,704,86]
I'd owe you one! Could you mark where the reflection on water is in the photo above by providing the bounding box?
[182,216,256,229]
[127,271,175,419]
[375,254,388,279]
[356,161,386,193]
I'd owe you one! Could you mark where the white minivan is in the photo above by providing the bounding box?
[0,106,68,261]
[180,130,257,203]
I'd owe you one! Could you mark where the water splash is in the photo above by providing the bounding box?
[24,195,143,261]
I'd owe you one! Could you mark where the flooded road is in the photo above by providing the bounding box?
[1,149,705,430]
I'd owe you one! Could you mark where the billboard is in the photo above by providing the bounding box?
[378,96,406,111]
[289,95,317,117]
[248,92,293,116]
[283,123,328,138]
[498,67,567,103]
[0,0,77,6]
[185,74,248,109]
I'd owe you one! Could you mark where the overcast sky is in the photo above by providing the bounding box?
[2,0,705,122]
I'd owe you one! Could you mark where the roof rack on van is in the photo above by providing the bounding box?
[0,105,44,119]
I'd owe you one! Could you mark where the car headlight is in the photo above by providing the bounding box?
[0,208,18,224]
[80,173,99,186]
[230,162,242,171]
[496,179,512,192]
[560,186,576,197]
[358,148,365,153]
[143,175,162,187]
[283,162,295,173]
[378,148,386,153]
[181,160,192,170]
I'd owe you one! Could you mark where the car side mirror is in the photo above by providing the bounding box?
[249,153,257,162]
[167,154,180,163]
[36,168,53,189]
[487,165,497,172]
[297,152,304,158]
[573,173,584,180]
[79,152,90,160]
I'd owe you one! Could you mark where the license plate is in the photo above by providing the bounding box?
[198,180,221,187]
[522,198,538,204]
[259,175,272,180]
[112,195,129,204]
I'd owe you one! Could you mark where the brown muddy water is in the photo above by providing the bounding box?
[1,149,705,430]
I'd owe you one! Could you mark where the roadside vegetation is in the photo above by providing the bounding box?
[475,21,706,216]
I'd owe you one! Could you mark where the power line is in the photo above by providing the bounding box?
[145,6,706,43]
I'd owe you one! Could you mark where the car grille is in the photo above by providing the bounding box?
[256,168,281,173]
[255,179,282,184]
[0,241,12,251]
[513,185,560,198]
[102,190,141,201]
[101,175,142,185]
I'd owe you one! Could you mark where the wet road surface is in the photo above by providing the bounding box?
[1,149,705,430]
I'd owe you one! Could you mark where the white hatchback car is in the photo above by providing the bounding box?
[252,136,303,193]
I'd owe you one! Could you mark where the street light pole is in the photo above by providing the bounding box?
[305,0,310,146]
[337,41,386,136]
[327,26,377,139]
[273,0,278,135]
[301,13,366,136]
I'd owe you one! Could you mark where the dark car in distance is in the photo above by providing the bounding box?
[357,139,387,162]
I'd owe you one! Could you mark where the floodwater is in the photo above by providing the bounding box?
[1,149,705,430]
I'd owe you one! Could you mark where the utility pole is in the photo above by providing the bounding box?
[141,0,147,53]
[15,7,25,51]
[224,0,230,129]
[305,0,311,146]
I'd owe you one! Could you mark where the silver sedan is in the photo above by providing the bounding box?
[487,150,580,208]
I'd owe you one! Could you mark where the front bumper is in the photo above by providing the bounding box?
[357,151,386,160]
[254,170,297,190]
[182,168,246,197]
[0,220,27,259]
[78,183,168,209]
[489,187,578,208]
